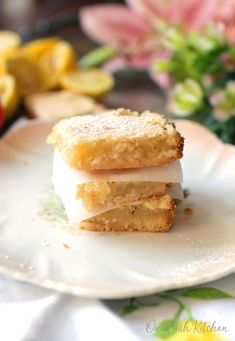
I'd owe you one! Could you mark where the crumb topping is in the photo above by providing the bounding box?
[184,207,193,215]
[47,108,178,146]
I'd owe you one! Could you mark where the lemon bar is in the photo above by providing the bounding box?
[47,108,184,170]
[76,181,168,211]
[25,91,104,120]
[80,195,176,232]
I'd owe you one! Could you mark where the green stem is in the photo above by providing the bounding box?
[135,298,160,307]
[156,293,194,320]
[175,305,183,320]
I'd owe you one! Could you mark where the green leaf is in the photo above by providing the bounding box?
[154,59,173,72]
[121,305,139,315]
[79,46,117,68]
[155,318,179,339]
[228,47,235,59]
[182,287,233,300]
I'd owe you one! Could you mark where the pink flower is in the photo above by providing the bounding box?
[127,0,216,31]
[79,0,218,89]
[214,0,235,43]
[80,5,152,51]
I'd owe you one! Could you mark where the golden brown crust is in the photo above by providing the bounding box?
[79,195,176,232]
[76,181,168,211]
[47,108,184,170]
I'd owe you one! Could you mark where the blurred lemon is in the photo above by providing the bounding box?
[0,74,20,120]
[40,41,76,89]
[0,101,4,128]
[22,37,60,58]
[0,31,21,53]
[59,69,114,97]
[5,54,46,96]
[0,47,20,75]
[159,320,227,341]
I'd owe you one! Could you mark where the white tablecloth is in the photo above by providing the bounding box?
[0,273,235,341]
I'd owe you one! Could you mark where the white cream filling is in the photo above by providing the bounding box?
[52,150,184,223]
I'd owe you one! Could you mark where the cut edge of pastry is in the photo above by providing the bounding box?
[79,196,176,232]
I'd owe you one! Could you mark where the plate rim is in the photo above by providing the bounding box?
[0,260,235,299]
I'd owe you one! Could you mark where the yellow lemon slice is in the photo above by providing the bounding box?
[59,69,114,97]
[0,74,20,120]
[5,54,45,97]
[22,37,60,58]
[0,47,20,75]
[5,54,46,97]
[0,31,21,53]
[40,41,76,89]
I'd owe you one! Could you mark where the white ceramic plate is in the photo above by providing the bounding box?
[0,119,235,299]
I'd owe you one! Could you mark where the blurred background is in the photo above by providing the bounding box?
[1,0,235,142]
[0,0,125,52]
[0,0,164,127]
[0,0,109,51]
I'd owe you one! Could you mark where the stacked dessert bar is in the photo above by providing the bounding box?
[47,108,184,232]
